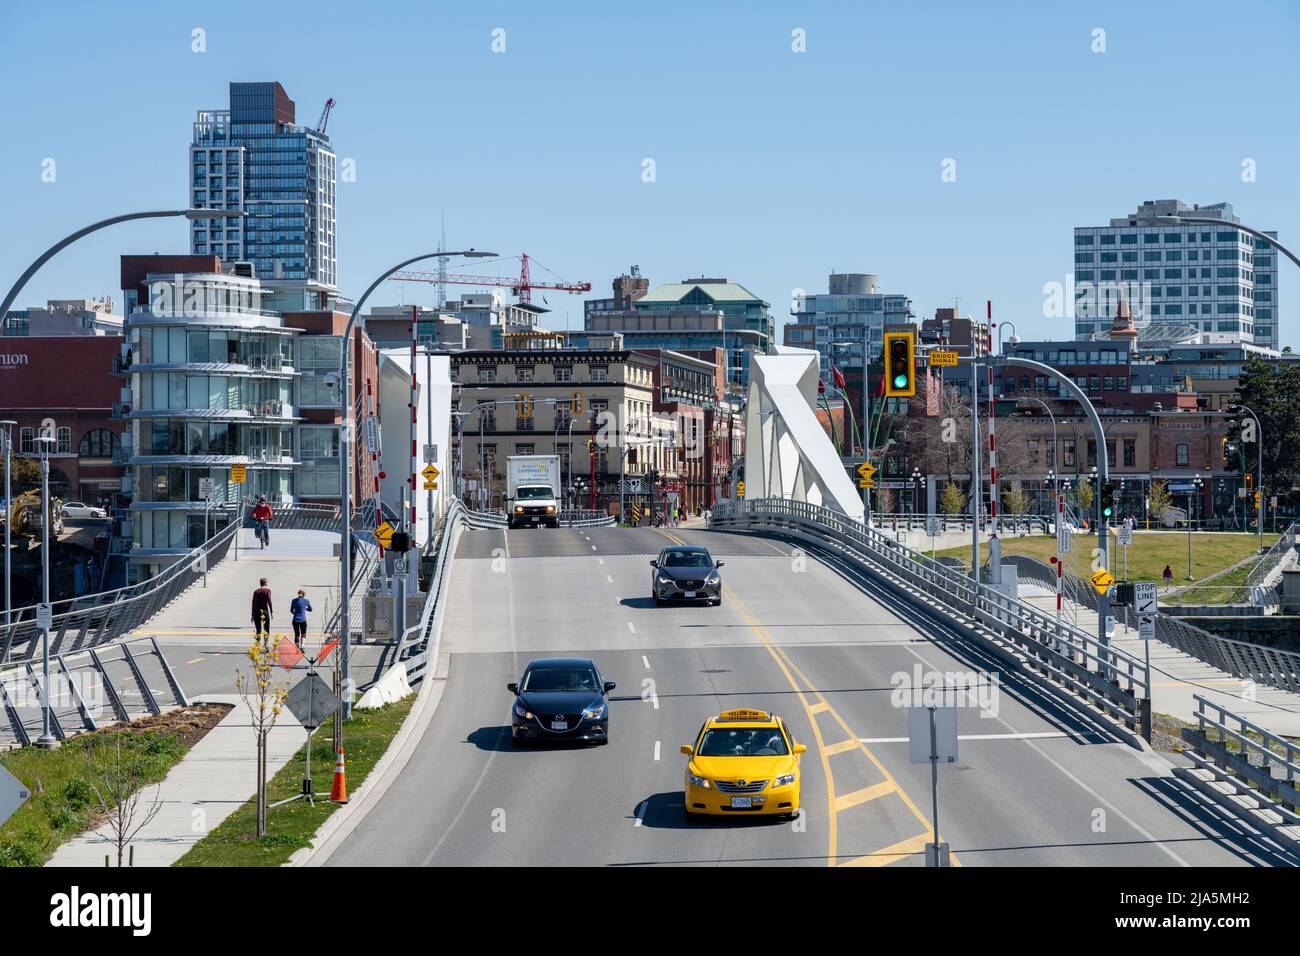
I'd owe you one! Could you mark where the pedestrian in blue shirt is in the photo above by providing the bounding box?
[290,588,312,647]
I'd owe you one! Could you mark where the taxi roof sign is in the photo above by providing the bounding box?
[715,708,772,722]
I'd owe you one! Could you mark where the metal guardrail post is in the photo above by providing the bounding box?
[57,655,97,731]
[24,660,64,740]
[148,636,190,708]
[119,642,160,716]
[89,647,130,723]
[0,675,31,746]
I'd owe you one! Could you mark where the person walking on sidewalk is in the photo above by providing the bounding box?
[251,577,273,637]
[1162,564,1174,591]
[290,588,312,648]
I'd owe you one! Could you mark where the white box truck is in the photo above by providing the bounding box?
[506,455,561,529]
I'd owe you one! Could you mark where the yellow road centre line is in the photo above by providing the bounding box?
[822,737,858,756]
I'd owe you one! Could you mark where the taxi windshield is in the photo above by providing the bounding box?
[697,726,788,756]
[663,551,711,568]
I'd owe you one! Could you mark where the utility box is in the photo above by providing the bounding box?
[1282,570,1300,614]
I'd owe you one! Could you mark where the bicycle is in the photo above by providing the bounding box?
[254,519,269,549]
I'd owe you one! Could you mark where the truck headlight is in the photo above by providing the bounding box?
[545,505,556,514]
[514,506,524,515]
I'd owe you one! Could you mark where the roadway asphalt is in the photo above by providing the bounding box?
[320,525,1286,867]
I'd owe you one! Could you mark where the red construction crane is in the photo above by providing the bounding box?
[390,253,591,305]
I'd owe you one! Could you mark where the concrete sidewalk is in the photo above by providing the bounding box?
[46,694,305,868]
[1018,583,1300,737]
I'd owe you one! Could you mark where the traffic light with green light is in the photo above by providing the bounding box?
[1100,481,1115,520]
[883,331,916,398]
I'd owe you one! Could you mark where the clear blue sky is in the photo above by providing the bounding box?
[2,0,1298,343]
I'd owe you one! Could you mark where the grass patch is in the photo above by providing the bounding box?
[1161,563,1254,606]
[935,531,1269,590]
[0,705,230,867]
[175,695,415,867]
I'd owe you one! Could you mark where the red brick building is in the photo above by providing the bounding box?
[0,335,124,505]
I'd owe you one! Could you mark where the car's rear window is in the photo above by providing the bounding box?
[697,727,789,756]
[522,667,598,692]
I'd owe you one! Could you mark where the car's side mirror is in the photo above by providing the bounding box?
[714,561,725,569]
[793,743,807,755]
[649,560,659,568]
[679,744,693,756]
[604,681,617,692]
[506,682,519,694]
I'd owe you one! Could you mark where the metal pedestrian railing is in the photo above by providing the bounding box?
[1,503,347,665]
[871,512,1058,536]
[1247,520,1299,610]
[560,510,616,528]
[997,553,1300,696]
[462,507,507,529]
[0,636,188,749]
[1174,694,1300,858]
[711,497,1151,739]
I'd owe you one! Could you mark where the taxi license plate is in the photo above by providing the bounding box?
[684,591,696,598]
[551,720,568,731]
[730,796,753,809]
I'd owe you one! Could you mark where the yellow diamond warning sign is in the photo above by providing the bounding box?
[421,464,440,483]
[374,520,394,548]
[1090,569,1115,594]
[857,461,876,480]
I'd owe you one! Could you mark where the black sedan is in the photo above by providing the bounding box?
[508,658,615,746]
[650,545,724,606]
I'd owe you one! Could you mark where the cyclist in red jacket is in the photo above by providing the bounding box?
[251,497,273,548]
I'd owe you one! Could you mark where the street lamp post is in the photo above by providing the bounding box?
[337,249,494,718]
[1228,403,1265,550]
[35,433,57,749]
[0,209,245,323]
[1186,475,1204,581]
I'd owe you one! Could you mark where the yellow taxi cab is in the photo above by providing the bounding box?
[680,708,807,819]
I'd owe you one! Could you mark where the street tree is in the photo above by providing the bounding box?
[1234,356,1300,495]
[88,733,165,867]
[1148,479,1172,524]
[939,481,967,516]
[236,634,289,837]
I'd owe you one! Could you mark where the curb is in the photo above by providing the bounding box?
[286,529,460,867]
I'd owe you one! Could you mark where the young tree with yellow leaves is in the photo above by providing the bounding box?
[235,633,288,837]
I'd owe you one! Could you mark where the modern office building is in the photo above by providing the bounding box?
[788,273,915,379]
[2,298,123,337]
[1073,200,1279,350]
[189,81,338,293]
[585,275,773,386]
[114,255,379,578]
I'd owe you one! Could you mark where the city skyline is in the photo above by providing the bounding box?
[2,1,1298,347]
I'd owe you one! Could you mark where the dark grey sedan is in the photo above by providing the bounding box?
[650,546,724,606]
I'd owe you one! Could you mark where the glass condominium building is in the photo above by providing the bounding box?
[1073,200,1278,350]
[791,273,915,379]
[121,270,299,575]
[190,82,337,288]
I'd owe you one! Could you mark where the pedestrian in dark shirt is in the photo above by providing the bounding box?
[251,578,273,636]
[290,589,312,648]
[1162,564,1174,591]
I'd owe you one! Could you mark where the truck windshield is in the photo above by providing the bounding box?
[517,486,555,500]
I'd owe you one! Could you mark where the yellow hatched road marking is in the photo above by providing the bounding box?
[724,585,960,868]
[838,831,932,867]
[822,738,858,756]
[833,780,896,813]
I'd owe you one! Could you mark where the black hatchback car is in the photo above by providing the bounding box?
[650,546,724,606]
[508,657,615,746]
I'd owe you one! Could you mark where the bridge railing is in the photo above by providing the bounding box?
[712,497,1150,738]
[871,513,1058,535]
[1247,520,1299,610]
[560,510,616,528]
[391,500,466,684]
[1174,693,1300,858]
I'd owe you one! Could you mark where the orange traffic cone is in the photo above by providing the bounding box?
[329,748,348,803]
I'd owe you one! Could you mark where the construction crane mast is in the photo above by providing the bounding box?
[315,97,336,135]
[391,253,591,304]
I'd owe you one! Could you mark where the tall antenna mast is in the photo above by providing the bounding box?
[436,211,448,308]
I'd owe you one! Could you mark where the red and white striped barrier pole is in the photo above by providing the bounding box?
[409,306,419,534]
[987,301,1000,584]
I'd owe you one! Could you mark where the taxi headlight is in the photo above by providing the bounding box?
[687,773,711,789]
[776,772,797,787]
